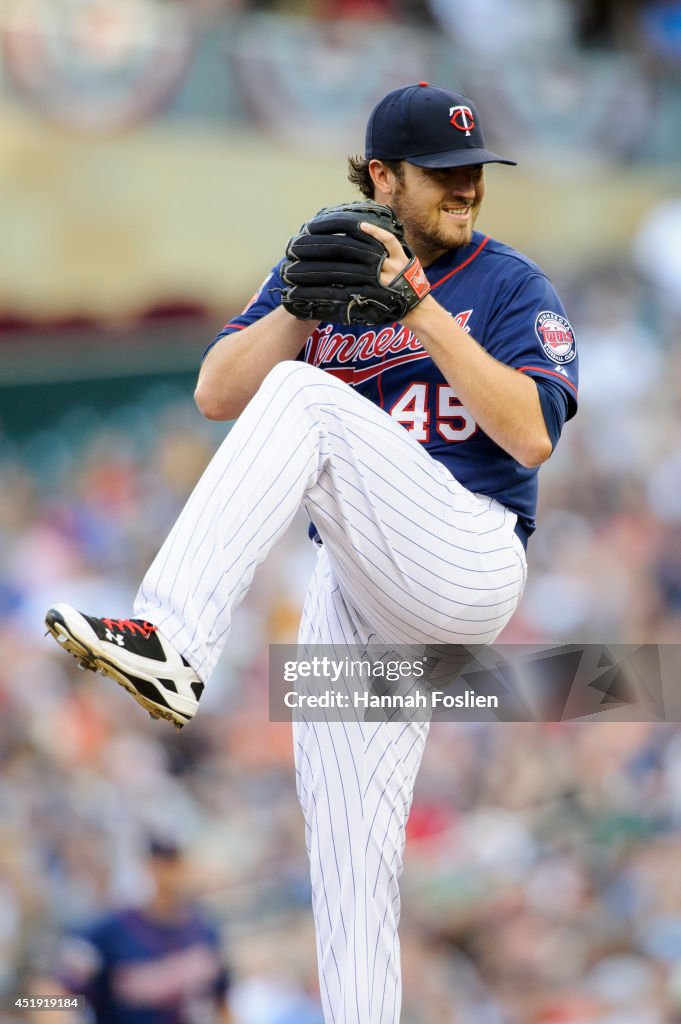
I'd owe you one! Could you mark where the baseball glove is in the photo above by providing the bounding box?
[280,201,431,326]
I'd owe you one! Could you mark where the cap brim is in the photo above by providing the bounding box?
[407,148,517,168]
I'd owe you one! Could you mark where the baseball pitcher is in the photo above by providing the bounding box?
[46,83,578,1024]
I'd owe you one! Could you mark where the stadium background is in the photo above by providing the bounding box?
[2,1,681,1021]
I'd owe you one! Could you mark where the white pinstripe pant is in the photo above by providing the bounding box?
[135,361,527,1024]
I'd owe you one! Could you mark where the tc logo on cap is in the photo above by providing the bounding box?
[449,105,475,136]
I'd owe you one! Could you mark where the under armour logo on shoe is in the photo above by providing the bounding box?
[44,604,202,729]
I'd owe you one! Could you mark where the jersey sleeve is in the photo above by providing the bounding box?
[54,927,106,1004]
[535,374,570,449]
[202,258,287,362]
[484,271,578,419]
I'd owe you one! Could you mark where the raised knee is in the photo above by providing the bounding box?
[263,360,324,386]
[261,361,344,401]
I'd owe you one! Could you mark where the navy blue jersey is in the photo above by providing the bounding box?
[207,231,578,543]
[57,907,229,1024]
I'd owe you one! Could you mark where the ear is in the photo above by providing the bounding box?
[369,159,399,200]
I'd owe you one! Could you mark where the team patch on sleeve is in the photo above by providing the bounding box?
[535,311,576,364]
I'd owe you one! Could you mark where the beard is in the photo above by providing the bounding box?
[390,186,480,265]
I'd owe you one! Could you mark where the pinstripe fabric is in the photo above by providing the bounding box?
[295,551,429,1024]
[133,361,527,1023]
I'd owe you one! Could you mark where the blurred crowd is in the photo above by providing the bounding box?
[3,0,681,159]
[122,0,681,59]
[1,202,681,1022]
[85,0,681,59]
[508,248,681,646]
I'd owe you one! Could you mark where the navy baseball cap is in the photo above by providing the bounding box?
[365,82,516,169]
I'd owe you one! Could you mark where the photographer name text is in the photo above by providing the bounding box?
[283,689,498,710]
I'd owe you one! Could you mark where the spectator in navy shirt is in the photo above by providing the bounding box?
[52,835,232,1024]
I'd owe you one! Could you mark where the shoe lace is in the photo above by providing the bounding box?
[102,618,158,639]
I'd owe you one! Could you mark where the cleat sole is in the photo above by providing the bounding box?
[44,610,189,729]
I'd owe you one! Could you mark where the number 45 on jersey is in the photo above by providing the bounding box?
[390,383,477,442]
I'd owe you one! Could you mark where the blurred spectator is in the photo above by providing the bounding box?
[640,0,681,63]
[632,197,681,312]
[427,0,575,56]
[42,834,233,1024]
[572,0,643,48]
